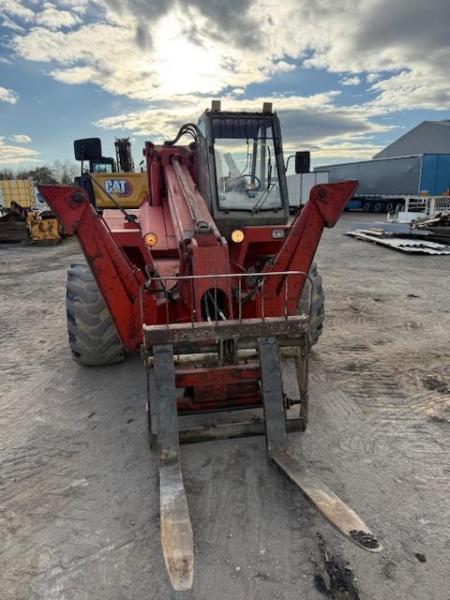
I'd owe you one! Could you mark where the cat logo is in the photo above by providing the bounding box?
[104,179,133,196]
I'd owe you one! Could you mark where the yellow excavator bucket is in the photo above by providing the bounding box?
[0,180,60,243]
[26,212,60,242]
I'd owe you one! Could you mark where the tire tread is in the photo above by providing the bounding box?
[66,263,124,366]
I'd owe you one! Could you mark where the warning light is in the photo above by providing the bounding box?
[144,232,158,247]
[231,229,245,243]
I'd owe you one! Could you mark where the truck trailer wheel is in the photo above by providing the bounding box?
[66,263,125,366]
[298,262,325,344]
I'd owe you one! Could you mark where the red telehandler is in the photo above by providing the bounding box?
[39,101,381,591]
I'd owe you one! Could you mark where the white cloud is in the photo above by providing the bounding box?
[1,14,26,32]
[13,23,162,100]
[370,69,450,111]
[0,86,19,104]
[50,65,98,85]
[35,4,81,29]
[11,9,298,101]
[9,0,450,114]
[366,73,381,84]
[0,137,40,165]
[313,142,384,164]
[1,0,34,21]
[57,0,89,15]
[298,0,450,111]
[10,134,32,143]
[4,0,450,165]
[341,76,361,86]
[94,93,392,165]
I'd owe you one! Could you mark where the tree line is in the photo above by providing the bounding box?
[0,161,79,185]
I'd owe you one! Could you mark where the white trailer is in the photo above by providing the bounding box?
[287,171,329,211]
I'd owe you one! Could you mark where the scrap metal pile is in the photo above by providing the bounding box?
[0,179,60,243]
[347,211,450,255]
[411,213,450,243]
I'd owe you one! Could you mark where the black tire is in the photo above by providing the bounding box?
[362,201,372,212]
[66,263,125,366]
[298,262,325,345]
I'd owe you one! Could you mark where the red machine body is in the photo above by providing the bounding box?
[38,112,383,593]
[40,142,356,412]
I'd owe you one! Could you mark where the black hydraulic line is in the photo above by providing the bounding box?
[164,123,201,146]
[207,289,226,321]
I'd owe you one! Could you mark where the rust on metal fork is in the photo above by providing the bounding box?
[159,462,194,591]
[270,449,382,552]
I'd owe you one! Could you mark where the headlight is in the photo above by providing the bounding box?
[231,229,245,243]
[144,232,158,247]
[272,228,286,239]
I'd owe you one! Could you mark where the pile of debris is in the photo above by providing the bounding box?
[347,213,450,255]
[411,213,450,244]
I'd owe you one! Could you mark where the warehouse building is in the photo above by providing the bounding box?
[313,120,450,211]
[374,120,450,159]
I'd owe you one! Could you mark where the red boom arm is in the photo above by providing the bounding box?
[39,185,147,351]
[259,181,357,315]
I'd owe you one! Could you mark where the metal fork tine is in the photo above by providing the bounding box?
[153,345,194,590]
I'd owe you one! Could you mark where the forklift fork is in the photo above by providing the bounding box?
[150,338,381,591]
[152,345,193,591]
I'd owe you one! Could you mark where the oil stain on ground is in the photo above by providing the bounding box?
[313,534,360,600]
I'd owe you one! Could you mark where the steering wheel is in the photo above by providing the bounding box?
[225,173,261,192]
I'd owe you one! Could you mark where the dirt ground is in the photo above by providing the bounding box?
[1,213,449,600]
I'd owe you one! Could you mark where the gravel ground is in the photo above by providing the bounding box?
[0,213,449,600]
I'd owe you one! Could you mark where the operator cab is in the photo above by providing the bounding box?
[73,138,118,206]
[73,138,116,174]
[89,157,116,173]
[197,102,292,233]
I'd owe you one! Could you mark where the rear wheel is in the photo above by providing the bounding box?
[298,262,324,344]
[66,263,124,366]
[373,201,383,213]
[385,201,395,214]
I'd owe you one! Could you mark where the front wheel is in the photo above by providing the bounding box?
[66,263,125,366]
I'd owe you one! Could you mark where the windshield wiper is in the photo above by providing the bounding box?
[267,145,272,190]
[251,145,274,212]
[251,183,276,213]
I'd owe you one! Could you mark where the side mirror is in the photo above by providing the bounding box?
[295,151,310,174]
[74,138,102,161]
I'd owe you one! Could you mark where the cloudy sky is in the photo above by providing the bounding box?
[1,0,449,169]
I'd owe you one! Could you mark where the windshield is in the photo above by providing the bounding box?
[213,120,283,212]
[90,161,114,173]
